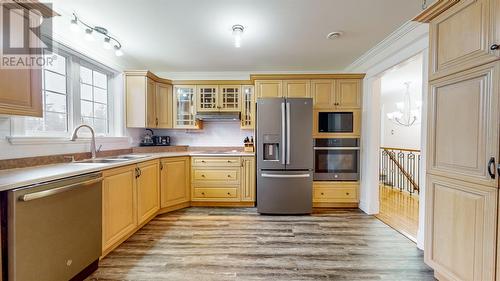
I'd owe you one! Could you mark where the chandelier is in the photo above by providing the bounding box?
[386,82,421,127]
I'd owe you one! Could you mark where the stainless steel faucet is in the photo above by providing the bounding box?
[70,124,98,159]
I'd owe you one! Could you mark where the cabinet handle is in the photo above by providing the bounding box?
[491,44,500,50]
[487,157,496,179]
[160,162,163,170]
[155,118,159,126]
[138,167,142,177]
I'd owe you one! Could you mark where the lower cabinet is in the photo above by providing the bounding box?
[102,160,160,255]
[425,174,497,281]
[160,157,190,208]
[191,156,256,204]
[136,160,160,225]
[102,165,138,254]
[312,181,359,207]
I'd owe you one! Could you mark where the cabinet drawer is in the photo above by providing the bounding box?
[193,187,238,199]
[192,157,241,167]
[193,169,240,183]
[313,187,358,203]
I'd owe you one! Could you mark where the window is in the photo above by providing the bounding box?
[16,47,115,137]
[25,51,69,134]
[80,66,109,135]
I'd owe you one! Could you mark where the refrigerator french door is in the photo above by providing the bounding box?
[256,98,313,214]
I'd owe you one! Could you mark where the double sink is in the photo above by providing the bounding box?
[77,154,150,164]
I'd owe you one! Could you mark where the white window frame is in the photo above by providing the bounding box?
[11,43,117,138]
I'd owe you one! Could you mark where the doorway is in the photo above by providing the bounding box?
[375,54,424,242]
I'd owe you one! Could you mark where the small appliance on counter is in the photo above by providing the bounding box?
[139,129,155,146]
[139,129,171,146]
[153,135,171,146]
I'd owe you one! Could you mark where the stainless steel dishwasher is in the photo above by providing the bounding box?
[3,172,102,281]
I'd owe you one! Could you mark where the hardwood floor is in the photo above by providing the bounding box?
[88,208,434,281]
[376,185,419,242]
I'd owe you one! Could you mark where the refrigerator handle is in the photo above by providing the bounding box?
[286,102,290,165]
[281,102,286,165]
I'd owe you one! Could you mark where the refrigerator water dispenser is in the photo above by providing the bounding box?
[263,143,279,161]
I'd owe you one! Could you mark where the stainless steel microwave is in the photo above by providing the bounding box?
[318,112,354,133]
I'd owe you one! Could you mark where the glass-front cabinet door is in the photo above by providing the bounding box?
[197,85,218,112]
[173,85,198,128]
[219,85,241,112]
[240,85,254,129]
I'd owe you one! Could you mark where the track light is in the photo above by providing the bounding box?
[103,37,112,49]
[70,12,124,56]
[114,45,124,57]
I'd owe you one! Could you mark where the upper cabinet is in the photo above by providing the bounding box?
[283,80,311,98]
[241,85,255,129]
[312,80,335,109]
[0,4,43,117]
[429,0,500,80]
[173,85,200,129]
[255,80,283,98]
[125,71,173,129]
[197,85,241,112]
[311,79,361,109]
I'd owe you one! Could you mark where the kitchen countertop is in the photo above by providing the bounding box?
[0,151,254,192]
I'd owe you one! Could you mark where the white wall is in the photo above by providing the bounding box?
[346,21,429,250]
[380,55,423,150]
[128,122,254,147]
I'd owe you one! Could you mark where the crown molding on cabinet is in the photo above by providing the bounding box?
[172,80,253,85]
[124,70,173,84]
[413,0,460,23]
[249,73,365,81]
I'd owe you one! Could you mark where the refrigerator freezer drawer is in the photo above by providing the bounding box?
[257,170,312,214]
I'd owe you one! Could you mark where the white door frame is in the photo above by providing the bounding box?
[357,23,429,249]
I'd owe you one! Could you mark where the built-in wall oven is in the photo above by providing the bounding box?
[313,138,360,181]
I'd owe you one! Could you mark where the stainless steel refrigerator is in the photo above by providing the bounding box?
[256,98,313,214]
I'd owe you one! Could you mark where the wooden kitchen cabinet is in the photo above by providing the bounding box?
[191,156,255,205]
[125,71,173,128]
[173,85,201,129]
[336,79,361,108]
[283,80,311,98]
[425,174,497,281]
[197,85,241,112]
[429,0,500,80]
[160,157,190,208]
[312,181,359,207]
[240,85,255,129]
[255,80,283,98]
[0,4,42,117]
[136,160,160,225]
[156,82,173,128]
[102,165,137,254]
[311,80,335,109]
[241,157,256,202]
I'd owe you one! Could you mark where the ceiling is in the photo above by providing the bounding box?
[50,0,423,72]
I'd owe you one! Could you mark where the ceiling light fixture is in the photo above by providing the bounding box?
[232,24,244,48]
[326,31,343,40]
[70,12,124,56]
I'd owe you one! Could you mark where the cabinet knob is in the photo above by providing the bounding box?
[491,44,500,50]
[346,192,350,195]
[201,160,206,163]
[201,174,205,177]
[321,192,324,195]
[227,192,231,195]
[227,174,231,178]
[201,192,205,195]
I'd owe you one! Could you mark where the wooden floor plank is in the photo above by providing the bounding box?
[88,207,434,281]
